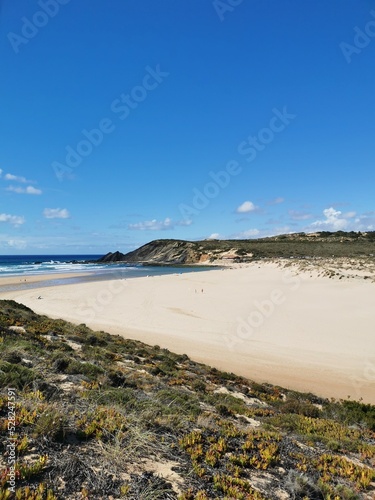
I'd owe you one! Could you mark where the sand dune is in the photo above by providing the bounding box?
[1,262,374,403]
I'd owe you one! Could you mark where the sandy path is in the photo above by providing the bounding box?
[1,263,374,403]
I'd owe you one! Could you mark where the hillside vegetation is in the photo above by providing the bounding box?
[98,232,375,265]
[0,300,374,499]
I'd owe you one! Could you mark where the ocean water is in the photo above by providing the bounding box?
[0,255,211,291]
[0,255,103,276]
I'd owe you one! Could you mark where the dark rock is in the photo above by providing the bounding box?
[107,370,126,387]
[3,351,22,364]
[53,358,70,372]
[97,251,126,263]
[33,380,63,400]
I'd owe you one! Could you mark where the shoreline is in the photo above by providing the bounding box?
[0,266,215,293]
[0,272,93,287]
[0,261,374,403]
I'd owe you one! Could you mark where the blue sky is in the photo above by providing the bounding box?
[1,0,374,254]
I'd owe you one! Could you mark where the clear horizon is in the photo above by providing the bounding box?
[1,1,374,254]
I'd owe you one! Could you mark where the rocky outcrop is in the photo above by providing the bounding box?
[98,251,127,263]
[98,240,203,265]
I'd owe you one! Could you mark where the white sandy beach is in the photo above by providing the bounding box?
[1,263,374,403]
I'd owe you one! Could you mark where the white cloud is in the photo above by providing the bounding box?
[311,207,348,231]
[6,185,42,195]
[269,197,285,205]
[0,169,2,177]
[4,173,30,183]
[7,239,27,249]
[129,218,173,231]
[0,213,25,225]
[289,210,313,221]
[43,208,70,219]
[178,219,193,227]
[207,233,221,239]
[351,212,375,231]
[26,186,42,195]
[274,226,292,235]
[306,209,375,233]
[128,218,192,231]
[236,201,257,213]
[232,228,260,239]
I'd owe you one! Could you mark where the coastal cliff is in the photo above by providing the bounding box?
[97,231,375,265]
[98,240,202,265]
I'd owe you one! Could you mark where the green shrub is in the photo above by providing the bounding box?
[280,397,321,418]
[87,388,137,407]
[66,361,104,379]
[192,379,206,392]
[33,409,67,442]
[0,361,35,389]
[156,389,201,418]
